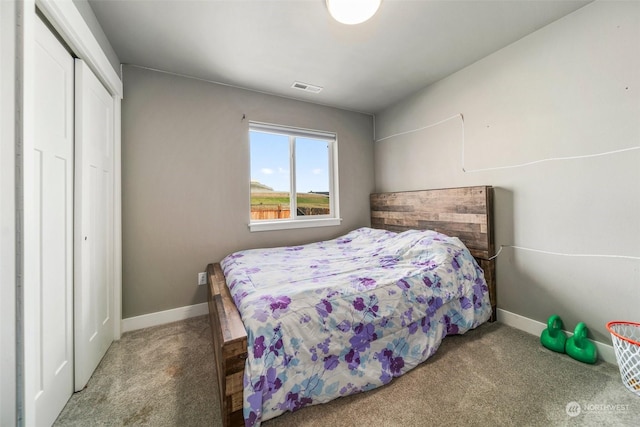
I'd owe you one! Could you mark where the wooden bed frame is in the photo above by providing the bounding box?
[370,186,496,320]
[206,185,496,427]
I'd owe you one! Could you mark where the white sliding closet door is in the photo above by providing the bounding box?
[74,59,116,391]
[27,15,75,426]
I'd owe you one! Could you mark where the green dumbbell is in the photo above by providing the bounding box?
[541,314,567,353]
[566,322,598,364]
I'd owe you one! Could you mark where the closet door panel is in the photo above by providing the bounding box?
[74,59,115,391]
[28,15,74,427]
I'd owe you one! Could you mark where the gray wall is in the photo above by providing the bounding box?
[122,65,375,318]
[374,1,639,343]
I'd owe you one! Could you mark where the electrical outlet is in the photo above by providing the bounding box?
[198,272,207,286]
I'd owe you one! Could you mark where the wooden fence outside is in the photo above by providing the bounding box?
[251,205,291,220]
[251,205,330,220]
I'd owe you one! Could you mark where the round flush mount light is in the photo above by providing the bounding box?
[326,0,382,25]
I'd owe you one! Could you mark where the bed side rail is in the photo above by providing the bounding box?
[207,263,247,427]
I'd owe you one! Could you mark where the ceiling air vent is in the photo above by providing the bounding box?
[291,81,323,94]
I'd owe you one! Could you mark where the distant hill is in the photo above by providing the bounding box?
[250,180,274,192]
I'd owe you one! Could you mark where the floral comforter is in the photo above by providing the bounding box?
[221,227,491,426]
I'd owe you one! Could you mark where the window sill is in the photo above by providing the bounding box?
[249,217,342,232]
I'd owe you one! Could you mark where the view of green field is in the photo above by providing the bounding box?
[251,192,329,209]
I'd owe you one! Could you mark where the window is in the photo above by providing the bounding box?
[249,122,340,231]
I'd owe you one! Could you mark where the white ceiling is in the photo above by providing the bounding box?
[88,0,591,114]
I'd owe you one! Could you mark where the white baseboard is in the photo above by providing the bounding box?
[121,302,208,333]
[497,308,617,365]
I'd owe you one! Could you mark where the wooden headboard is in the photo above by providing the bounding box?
[370,186,496,321]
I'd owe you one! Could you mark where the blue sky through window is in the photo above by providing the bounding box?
[250,131,329,193]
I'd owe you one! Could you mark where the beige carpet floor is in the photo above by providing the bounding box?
[54,315,640,426]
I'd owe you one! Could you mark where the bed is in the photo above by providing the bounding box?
[207,186,496,427]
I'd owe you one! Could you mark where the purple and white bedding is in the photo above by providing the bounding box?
[221,227,492,426]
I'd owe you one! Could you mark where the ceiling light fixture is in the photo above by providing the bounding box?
[326,0,381,25]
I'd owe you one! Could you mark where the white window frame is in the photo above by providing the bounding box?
[248,121,341,232]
